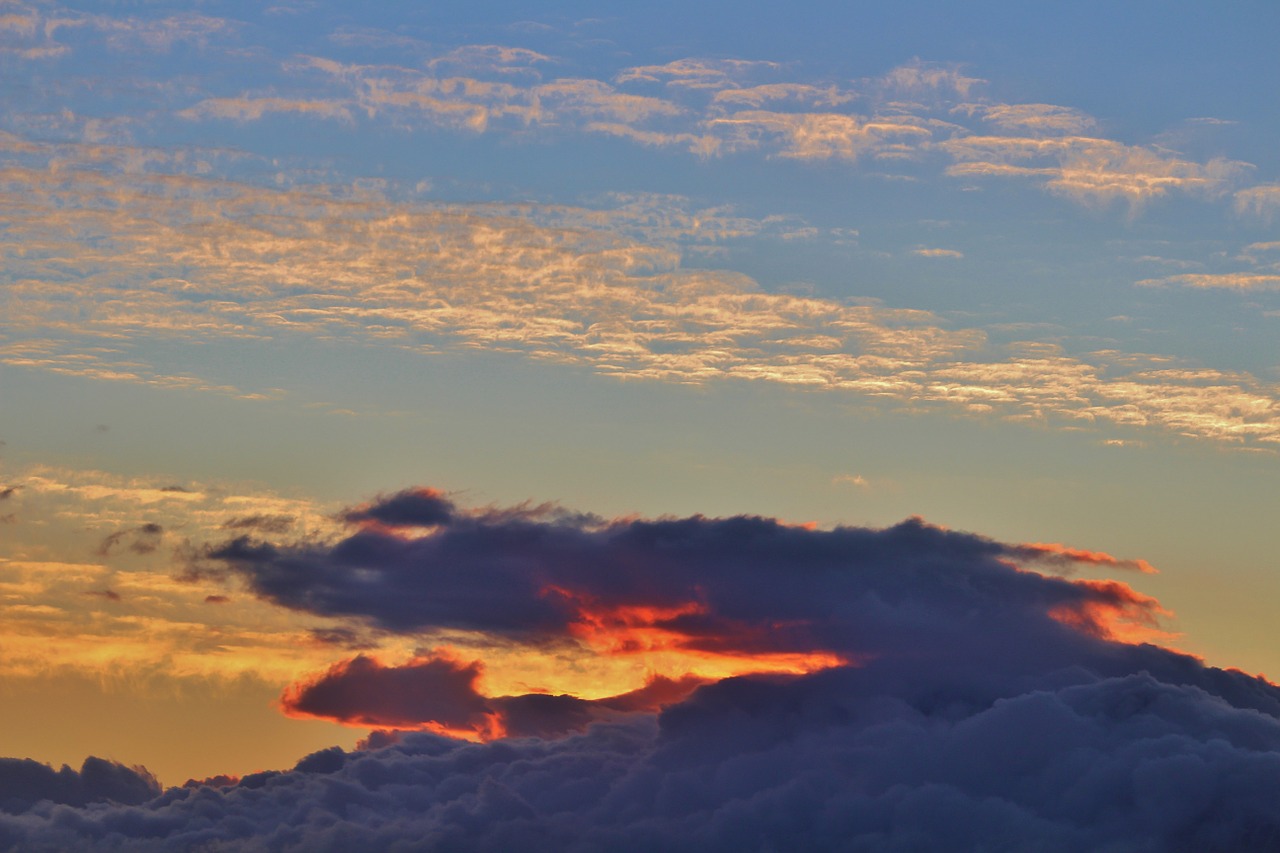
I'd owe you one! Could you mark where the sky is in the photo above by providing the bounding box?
[1,0,1279,847]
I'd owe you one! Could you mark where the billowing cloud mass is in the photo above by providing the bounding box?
[4,487,1280,849]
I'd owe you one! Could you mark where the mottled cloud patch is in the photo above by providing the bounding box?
[970,103,1097,135]
[3,147,1275,447]
[943,137,1247,212]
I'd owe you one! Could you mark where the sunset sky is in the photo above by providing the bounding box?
[1,1,1279,845]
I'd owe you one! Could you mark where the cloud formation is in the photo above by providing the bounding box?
[195,487,1236,736]
[3,141,1276,447]
[5,487,1280,850]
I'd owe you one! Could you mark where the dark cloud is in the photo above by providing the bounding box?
[306,627,375,649]
[6,488,1280,849]
[0,757,158,815]
[282,653,495,733]
[340,487,456,528]
[282,651,709,739]
[98,523,165,557]
[85,589,122,601]
[205,491,1280,734]
[221,513,296,533]
[207,499,1166,666]
[204,594,230,604]
[0,485,17,500]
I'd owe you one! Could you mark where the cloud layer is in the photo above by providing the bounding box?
[4,487,1280,850]
[2,137,1276,446]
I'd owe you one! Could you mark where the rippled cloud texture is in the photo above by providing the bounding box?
[4,489,1280,850]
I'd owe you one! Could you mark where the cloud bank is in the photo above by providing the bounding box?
[4,487,1280,848]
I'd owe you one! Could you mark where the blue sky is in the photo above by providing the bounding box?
[1,0,1278,807]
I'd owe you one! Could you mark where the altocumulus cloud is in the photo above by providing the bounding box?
[5,488,1280,850]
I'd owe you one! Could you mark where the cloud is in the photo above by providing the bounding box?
[616,58,781,90]
[3,151,1277,447]
[943,136,1247,212]
[1138,273,1280,291]
[279,650,711,740]
[879,60,984,99]
[1235,185,1280,220]
[426,44,552,76]
[0,757,159,814]
[913,247,964,258]
[0,465,355,683]
[6,488,1280,849]
[281,652,497,736]
[711,83,855,109]
[709,110,934,162]
[1013,541,1159,575]
[200,488,1226,729]
[340,487,456,529]
[178,97,354,123]
[96,522,164,557]
[971,103,1097,136]
[220,514,297,534]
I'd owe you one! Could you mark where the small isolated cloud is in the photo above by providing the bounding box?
[1101,438,1145,448]
[913,247,964,258]
[831,473,870,489]
[221,514,296,534]
[96,522,164,556]
[282,652,497,736]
